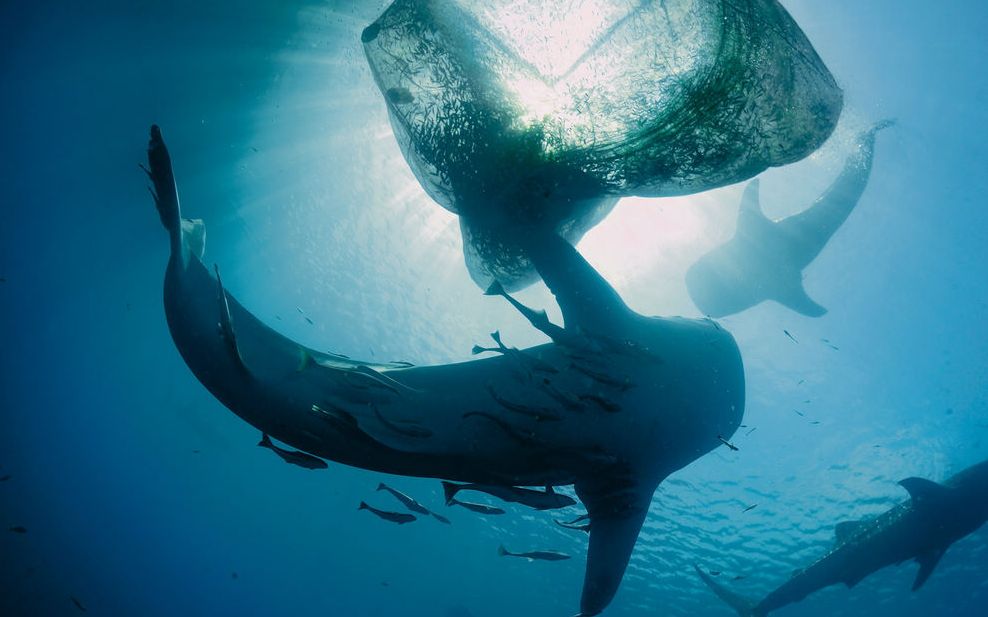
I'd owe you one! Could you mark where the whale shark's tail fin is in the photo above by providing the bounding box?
[694,564,763,617]
[736,180,828,318]
[144,125,181,235]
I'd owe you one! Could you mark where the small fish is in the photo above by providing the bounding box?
[554,519,591,533]
[796,379,805,386]
[578,393,621,413]
[486,383,561,422]
[231,572,238,580]
[570,363,633,390]
[717,435,739,452]
[358,501,417,524]
[0,474,11,482]
[742,504,758,513]
[70,596,87,612]
[810,421,821,425]
[296,306,314,325]
[258,433,328,469]
[793,409,805,417]
[191,450,201,455]
[709,571,722,576]
[498,545,570,561]
[443,481,576,511]
[448,497,505,515]
[9,525,27,534]
[377,483,450,523]
[783,330,798,343]
[732,575,746,581]
[745,427,757,436]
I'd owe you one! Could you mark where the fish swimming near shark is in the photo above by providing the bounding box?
[498,545,571,561]
[358,501,417,525]
[696,458,988,616]
[258,433,328,470]
[144,125,745,616]
[448,497,506,516]
[442,481,576,511]
[686,120,893,318]
[377,482,450,524]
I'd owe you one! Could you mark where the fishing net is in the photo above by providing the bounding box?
[362,0,843,289]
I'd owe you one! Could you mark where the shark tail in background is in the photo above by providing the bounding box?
[694,565,763,617]
[497,545,510,557]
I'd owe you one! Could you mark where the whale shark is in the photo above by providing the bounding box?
[696,458,988,616]
[144,125,745,616]
[686,121,893,318]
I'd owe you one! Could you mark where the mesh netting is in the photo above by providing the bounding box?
[363,0,843,290]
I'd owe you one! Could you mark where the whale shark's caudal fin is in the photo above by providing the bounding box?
[734,180,828,318]
[694,564,762,617]
[574,476,655,616]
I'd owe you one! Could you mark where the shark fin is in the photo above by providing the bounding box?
[912,547,947,591]
[735,179,772,233]
[898,477,950,507]
[181,218,206,259]
[574,477,655,616]
[694,564,761,617]
[834,519,867,544]
[773,274,827,317]
[213,264,248,372]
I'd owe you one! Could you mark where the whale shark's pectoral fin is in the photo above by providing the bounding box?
[773,273,827,317]
[912,546,947,591]
[524,233,632,337]
[574,476,655,616]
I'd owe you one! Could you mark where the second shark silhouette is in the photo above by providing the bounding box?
[687,121,893,318]
[696,459,988,616]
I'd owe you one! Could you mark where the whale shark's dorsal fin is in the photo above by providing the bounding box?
[735,179,773,236]
[834,519,867,544]
[899,477,951,508]
[913,546,947,591]
[574,475,655,616]
[525,233,632,336]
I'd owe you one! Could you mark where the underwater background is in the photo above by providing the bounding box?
[1,1,986,615]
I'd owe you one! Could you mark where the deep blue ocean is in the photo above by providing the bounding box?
[2,1,987,615]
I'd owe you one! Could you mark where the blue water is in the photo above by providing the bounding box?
[2,1,987,615]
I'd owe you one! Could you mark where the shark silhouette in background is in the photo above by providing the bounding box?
[686,120,894,318]
[144,125,745,616]
[696,458,988,616]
